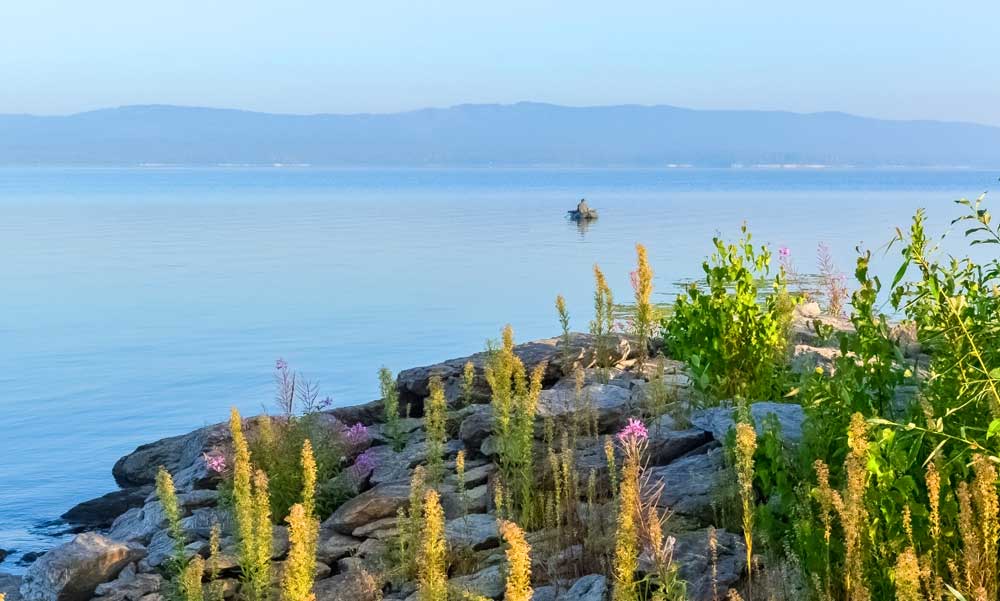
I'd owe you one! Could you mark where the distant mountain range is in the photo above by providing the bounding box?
[2,102,999,167]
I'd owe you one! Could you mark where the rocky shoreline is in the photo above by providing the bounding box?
[0,304,880,601]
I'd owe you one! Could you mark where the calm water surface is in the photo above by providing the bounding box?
[0,167,996,569]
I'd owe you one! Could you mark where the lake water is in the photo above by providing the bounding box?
[0,167,996,569]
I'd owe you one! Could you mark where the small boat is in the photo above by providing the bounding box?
[568,198,598,220]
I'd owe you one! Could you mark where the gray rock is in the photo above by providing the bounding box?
[112,422,230,489]
[671,528,746,601]
[326,399,385,427]
[323,483,412,535]
[141,530,198,570]
[313,570,382,601]
[562,574,607,601]
[17,553,43,567]
[790,345,841,375]
[368,439,462,485]
[0,573,23,601]
[92,563,161,601]
[446,462,494,489]
[180,507,233,539]
[449,564,504,599]
[649,447,729,524]
[395,333,635,411]
[459,405,493,450]
[20,533,145,601]
[530,585,558,601]
[537,384,633,431]
[444,514,499,551]
[789,303,854,347]
[315,529,362,565]
[647,428,713,467]
[352,517,399,539]
[60,487,153,531]
[690,402,804,446]
[107,502,167,545]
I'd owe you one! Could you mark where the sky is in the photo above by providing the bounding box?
[1,1,999,125]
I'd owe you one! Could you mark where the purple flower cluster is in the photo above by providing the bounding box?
[350,448,378,480]
[617,417,649,444]
[203,452,227,474]
[344,422,370,447]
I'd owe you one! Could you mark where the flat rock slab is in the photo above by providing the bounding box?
[0,574,23,601]
[20,533,145,601]
[649,447,729,525]
[444,513,499,551]
[396,333,635,409]
[60,486,153,532]
[313,570,382,601]
[670,528,747,601]
[449,564,504,599]
[537,383,633,431]
[690,402,804,446]
[323,483,412,535]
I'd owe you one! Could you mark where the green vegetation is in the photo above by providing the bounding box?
[663,223,796,401]
[142,192,1000,601]
[485,324,545,527]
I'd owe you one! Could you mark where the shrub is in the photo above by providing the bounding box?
[499,520,532,601]
[380,366,406,451]
[462,360,476,407]
[229,408,272,601]
[612,421,643,601]
[180,556,204,601]
[425,375,448,484]
[155,466,187,583]
[733,422,757,599]
[281,504,316,601]
[632,243,655,366]
[590,265,615,378]
[485,325,545,526]
[417,489,448,601]
[663,223,795,401]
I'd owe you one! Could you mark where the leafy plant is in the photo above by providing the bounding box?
[663,223,796,401]
[380,366,407,452]
[485,325,545,526]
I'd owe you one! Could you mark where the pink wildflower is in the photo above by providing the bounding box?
[203,452,227,474]
[617,417,648,443]
[344,422,370,447]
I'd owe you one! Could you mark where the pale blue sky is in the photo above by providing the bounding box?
[2,1,998,125]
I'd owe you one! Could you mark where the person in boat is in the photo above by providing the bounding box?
[577,198,590,214]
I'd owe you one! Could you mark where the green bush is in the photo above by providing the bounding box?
[663,223,796,402]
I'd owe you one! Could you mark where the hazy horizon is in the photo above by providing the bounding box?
[3,1,999,125]
[5,100,1000,129]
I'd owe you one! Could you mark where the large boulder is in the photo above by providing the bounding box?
[458,405,494,450]
[313,570,382,601]
[444,514,500,551]
[323,483,412,535]
[111,422,230,489]
[20,533,145,601]
[537,384,633,432]
[395,333,635,411]
[315,529,362,565]
[562,574,607,601]
[649,447,729,525]
[60,486,153,532]
[689,402,805,446]
[449,564,504,599]
[670,528,747,601]
[0,574,23,601]
[91,563,161,601]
